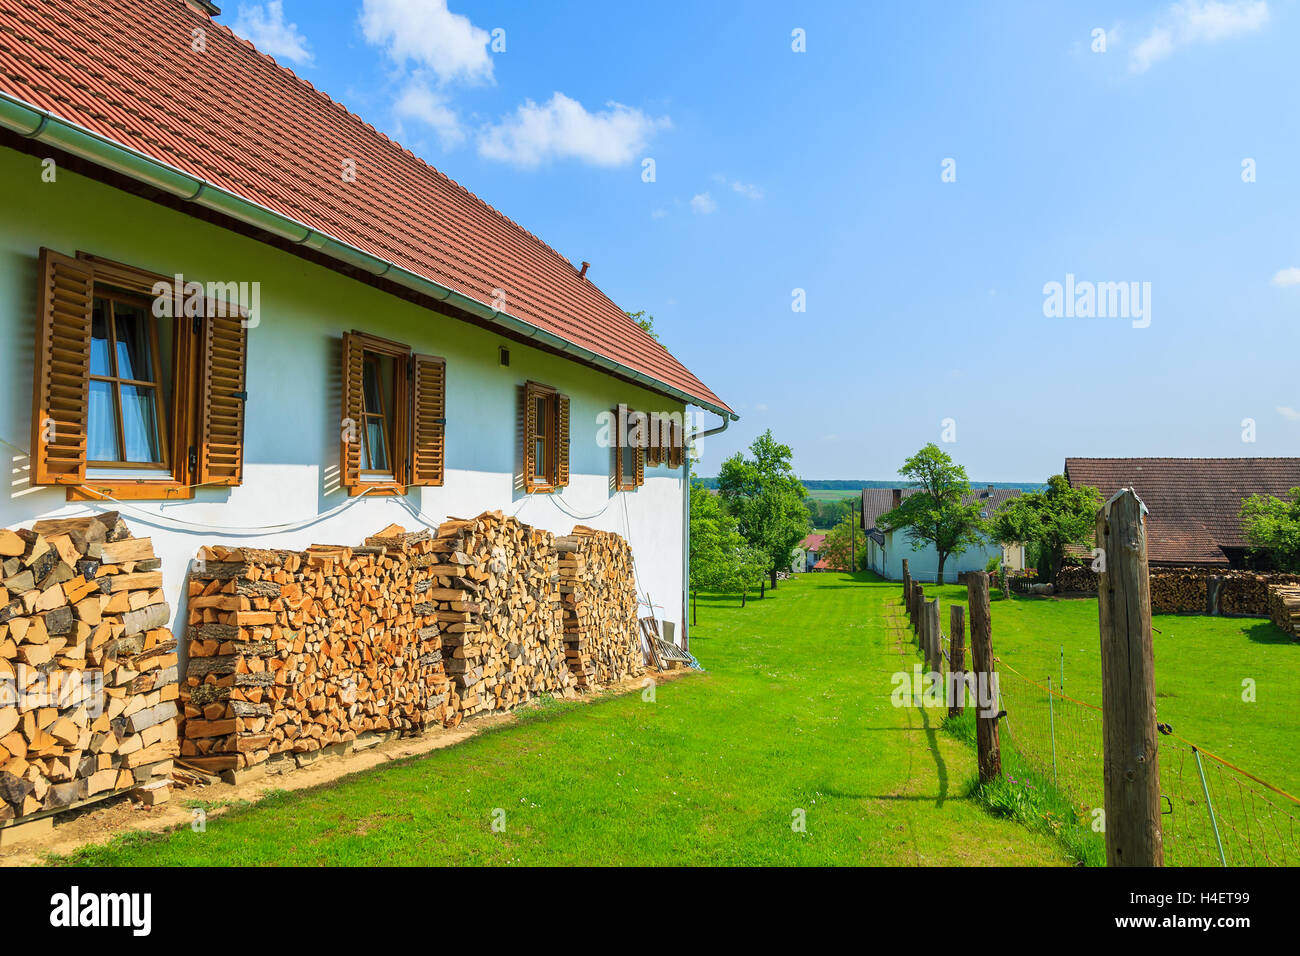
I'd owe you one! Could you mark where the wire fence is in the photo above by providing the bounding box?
[912,592,1300,867]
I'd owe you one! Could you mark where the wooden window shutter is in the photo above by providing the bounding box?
[196,302,248,486]
[410,354,446,486]
[612,405,623,488]
[669,421,684,468]
[340,333,365,489]
[31,249,93,486]
[522,382,539,492]
[635,439,645,487]
[556,394,570,488]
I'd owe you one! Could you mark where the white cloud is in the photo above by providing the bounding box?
[478,93,670,167]
[1278,406,1300,421]
[690,192,717,214]
[360,0,493,85]
[1271,266,1300,287]
[713,174,765,200]
[394,82,465,148]
[1130,1,1269,72]
[233,1,312,65]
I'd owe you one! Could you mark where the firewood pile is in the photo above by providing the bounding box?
[0,515,179,824]
[555,527,644,687]
[181,526,449,772]
[431,512,576,721]
[1267,583,1300,638]
[1054,565,1300,616]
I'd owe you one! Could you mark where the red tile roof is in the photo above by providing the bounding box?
[0,0,731,414]
[1064,458,1300,566]
[800,533,825,551]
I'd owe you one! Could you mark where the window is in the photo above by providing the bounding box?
[614,404,645,491]
[29,248,248,500]
[88,290,170,468]
[340,331,445,495]
[522,381,569,493]
[645,412,685,469]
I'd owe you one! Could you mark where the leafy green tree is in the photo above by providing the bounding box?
[988,474,1100,582]
[689,482,769,611]
[877,444,984,585]
[1240,487,1300,571]
[820,510,866,572]
[717,430,811,590]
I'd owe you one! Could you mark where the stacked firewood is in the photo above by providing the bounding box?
[181,526,449,772]
[1267,583,1300,638]
[432,513,575,721]
[555,527,644,686]
[0,515,178,823]
[1149,571,1207,613]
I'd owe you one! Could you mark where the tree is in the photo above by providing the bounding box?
[988,474,1100,582]
[820,510,866,572]
[1240,487,1300,571]
[877,444,984,585]
[717,430,811,589]
[689,482,769,612]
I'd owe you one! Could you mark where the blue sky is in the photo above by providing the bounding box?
[224,0,1299,481]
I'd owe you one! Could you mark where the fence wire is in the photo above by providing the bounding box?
[902,589,1300,867]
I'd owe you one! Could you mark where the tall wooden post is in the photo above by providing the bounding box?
[913,584,924,638]
[948,604,966,717]
[1098,489,1163,867]
[967,571,1001,783]
[902,559,911,606]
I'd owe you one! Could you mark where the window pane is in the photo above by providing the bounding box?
[113,303,154,383]
[120,384,161,463]
[533,438,546,481]
[90,299,112,376]
[87,379,118,462]
[535,397,547,437]
[366,418,389,471]
[622,445,637,483]
[363,360,384,415]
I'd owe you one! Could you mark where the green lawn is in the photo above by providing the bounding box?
[910,583,1300,866]
[54,573,1065,866]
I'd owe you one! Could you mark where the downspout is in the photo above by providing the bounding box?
[682,410,732,650]
[0,90,739,422]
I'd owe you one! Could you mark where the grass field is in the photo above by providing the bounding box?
[911,583,1300,865]
[54,574,1065,867]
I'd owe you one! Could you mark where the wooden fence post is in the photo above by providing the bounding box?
[967,571,1001,783]
[1097,488,1163,867]
[926,598,942,672]
[948,604,966,717]
[913,584,924,638]
[902,559,911,607]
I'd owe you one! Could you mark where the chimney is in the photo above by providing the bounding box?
[892,488,902,508]
[578,261,590,279]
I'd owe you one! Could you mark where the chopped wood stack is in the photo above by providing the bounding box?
[1267,583,1300,638]
[181,526,449,772]
[0,515,178,823]
[555,526,644,687]
[430,512,576,721]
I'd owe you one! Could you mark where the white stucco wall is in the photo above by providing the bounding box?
[0,146,690,651]
[868,531,1003,583]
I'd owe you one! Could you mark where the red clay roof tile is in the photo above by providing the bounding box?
[0,0,731,414]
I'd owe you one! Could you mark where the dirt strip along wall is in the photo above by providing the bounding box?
[0,514,179,823]
[180,512,645,772]
[1055,565,1300,617]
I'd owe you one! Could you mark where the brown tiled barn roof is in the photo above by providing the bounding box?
[1064,458,1300,566]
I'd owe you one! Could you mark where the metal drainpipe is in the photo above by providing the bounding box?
[682,411,732,649]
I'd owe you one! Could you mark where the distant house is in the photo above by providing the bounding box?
[861,486,1024,582]
[792,532,826,572]
[1064,458,1300,568]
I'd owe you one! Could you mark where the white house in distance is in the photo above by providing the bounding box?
[790,533,825,573]
[0,0,734,651]
[861,487,1025,582]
